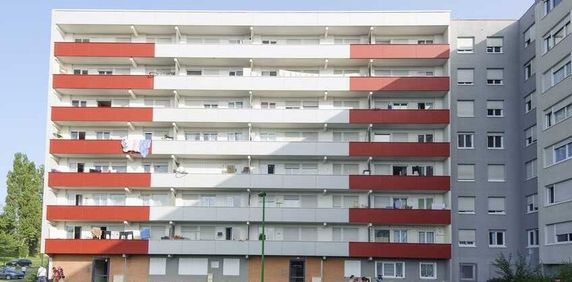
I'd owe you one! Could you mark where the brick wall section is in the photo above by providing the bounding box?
[51,255,149,282]
[247,256,344,282]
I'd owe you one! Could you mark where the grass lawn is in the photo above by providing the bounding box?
[0,256,47,281]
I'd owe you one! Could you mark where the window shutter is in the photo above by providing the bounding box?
[488,197,505,211]
[458,197,475,211]
[487,69,504,80]
[344,261,362,277]
[459,230,476,242]
[487,37,503,47]
[488,165,505,181]
[457,69,474,83]
[458,164,475,180]
[457,101,474,117]
[457,37,474,49]
[149,258,167,275]
[555,221,572,234]
[223,259,240,276]
[487,101,504,109]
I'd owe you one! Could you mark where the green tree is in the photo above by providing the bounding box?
[1,153,44,256]
[489,253,551,282]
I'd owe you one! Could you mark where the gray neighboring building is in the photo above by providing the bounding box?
[451,0,572,281]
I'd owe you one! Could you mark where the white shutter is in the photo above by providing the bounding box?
[457,69,474,83]
[179,258,208,275]
[457,37,474,50]
[487,37,503,47]
[458,197,475,212]
[555,221,572,234]
[555,179,572,202]
[457,101,474,117]
[459,230,476,242]
[487,101,504,109]
[223,258,240,276]
[344,260,362,277]
[488,197,505,212]
[487,69,504,80]
[488,165,505,181]
[149,257,167,275]
[458,164,475,181]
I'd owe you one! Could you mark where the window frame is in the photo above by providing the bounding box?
[457,132,475,149]
[377,261,406,279]
[419,262,437,280]
[488,230,506,248]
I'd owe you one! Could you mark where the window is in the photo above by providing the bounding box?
[486,37,503,53]
[344,260,361,277]
[525,159,537,180]
[543,57,571,91]
[528,229,539,247]
[488,197,506,214]
[73,69,88,75]
[487,133,504,149]
[489,230,506,247]
[548,139,572,165]
[524,24,535,47]
[457,69,475,85]
[71,100,87,107]
[546,179,572,205]
[487,68,504,85]
[187,70,202,76]
[332,195,360,208]
[525,126,537,146]
[457,100,474,117]
[457,133,474,149]
[178,258,208,275]
[228,101,243,108]
[525,93,535,113]
[524,60,533,80]
[418,231,435,243]
[460,264,477,281]
[543,16,570,53]
[420,262,436,279]
[545,102,572,128]
[333,100,360,109]
[260,102,276,109]
[486,101,504,117]
[458,197,476,214]
[457,37,474,53]
[546,221,572,244]
[488,164,506,182]
[458,164,475,181]
[149,257,167,275]
[544,0,564,16]
[393,230,408,243]
[377,262,405,279]
[527,194,539,213]
[333,163,359,175]
[458,230,476,247]
[223,259,240,276]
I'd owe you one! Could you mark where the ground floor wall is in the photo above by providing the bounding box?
[49,254,449,282]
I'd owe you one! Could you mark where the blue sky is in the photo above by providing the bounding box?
[0,0,533,203]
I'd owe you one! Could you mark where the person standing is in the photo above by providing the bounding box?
[36,266,47,282]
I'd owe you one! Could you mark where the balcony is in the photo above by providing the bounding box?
[152,173,349,189]
[349,175,450,191]
[148,240,348,257]
[52,74,154,90]
[153,108,348,124]
[150,207,348,223]
[45,239,148,255]
[51,107,153,123]
[349,109,449,126]
[54,42,155,58]
[350,44,450,59]
[349,142,450,158]
[50,139,126,156]
[46,205,149,221]
[48,172,151,188]
[349,76,450,92]
[349,242,451,259]
[349,208,450,225]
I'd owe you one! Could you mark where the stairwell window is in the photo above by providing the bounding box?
[525,126,537,146]
[528,229,539,247]
[487,68,504,85]
[525,159,537,180]
[524,24,535,48]
[526,194,538,213]
[486,37,503,53]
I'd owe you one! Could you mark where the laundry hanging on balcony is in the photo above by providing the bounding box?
[121,139,152,157]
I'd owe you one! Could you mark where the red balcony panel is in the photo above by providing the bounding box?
[51,107,153,122]
[48,172,151,188]
[349,208,451,225]
[53,74,153,89]
[45,239,148,255]
[349,242,451,259]
[50,139,124,155]
[350,44,450,59]
[349,142,450,158]
[54,42,155,58]
[349,175,450,191]
[349,109,450,125]
[349,76,450,92]
[47,205,150,221]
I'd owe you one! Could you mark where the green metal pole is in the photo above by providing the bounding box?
[261,193,266,282]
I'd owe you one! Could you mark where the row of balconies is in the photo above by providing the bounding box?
[54,42,450,60]
[44,239,451,259]
[49,139,450,158]
[52,74,450,93]
[51,107,450,126]
[47,172,450,191]
[46,205,451,225]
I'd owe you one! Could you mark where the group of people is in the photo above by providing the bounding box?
[349,274,383,282]
[35,266,65,282]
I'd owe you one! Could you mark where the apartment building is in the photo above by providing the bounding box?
[42,3,572,282]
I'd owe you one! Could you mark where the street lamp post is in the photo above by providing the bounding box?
[257,191,267,282]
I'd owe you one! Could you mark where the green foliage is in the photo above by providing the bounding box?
[0,153,44,257]
[488,253,551,282]
[556,262,572,282]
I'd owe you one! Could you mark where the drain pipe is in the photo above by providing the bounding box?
[320,257,325,282]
